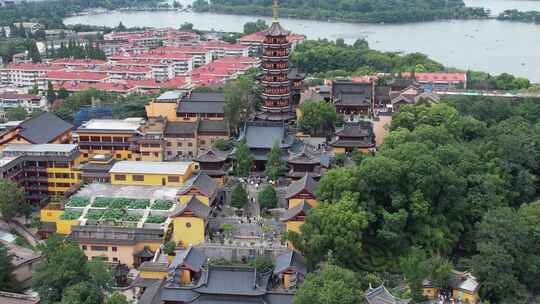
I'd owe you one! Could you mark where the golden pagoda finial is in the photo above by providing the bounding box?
[272,0,279,21]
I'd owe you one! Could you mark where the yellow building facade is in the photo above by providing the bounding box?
[109,161,197,187]
[171,197,210,247]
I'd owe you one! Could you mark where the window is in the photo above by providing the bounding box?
[82,245,87,250]
[168,176,180,182]
[200,140,205,145]
[185,222,191,228]
[90,245,108,251]
[153,152,159,157]
[115,154,121,159]
[132,175,144,181]
[112,257,118,262]
[112,246,117,252]
[166,142,171,147]
[79,136,89,141]
[188,142,193,147]
[177,142,182,147]
[167,151,172,155]
[114,174,126,181]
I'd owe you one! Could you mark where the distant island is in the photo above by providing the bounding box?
[497,9,540,24]
[192,0,489,23]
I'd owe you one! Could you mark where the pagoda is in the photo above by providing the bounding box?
[257,0,294,121]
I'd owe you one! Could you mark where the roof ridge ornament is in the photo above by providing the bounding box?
[272,0,279,21]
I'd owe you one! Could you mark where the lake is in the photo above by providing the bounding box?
[64,0,540,82]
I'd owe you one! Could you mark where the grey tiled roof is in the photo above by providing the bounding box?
[279,201,312,222]
[171,196,211,220]
[264,21,290,36]
[169,246,206,272]
[243,121,292,149]
[195,266,268,296]
[196,148,229,163]
[186,92,225,102]
[285,174,318,199]
[273,250,307,276]
[198,120,229,134]
[364,285,411,304]
[17,112,72,143]
[164,121,197,135]
[178,171,218,198]
[177,102,224,114]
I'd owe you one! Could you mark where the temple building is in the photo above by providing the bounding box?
[195,148,231,185]
[287,146,324,179]
[330,122,376,154]
[257,0,294,121]
[332,80,374,122]
[138,250,304,304]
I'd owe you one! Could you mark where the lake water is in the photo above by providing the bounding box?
[64,0,540,82]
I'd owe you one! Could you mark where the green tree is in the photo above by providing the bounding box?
[224,72,258,134]
[5,106,28,121]
[248,256,273,272]
[230,183,248,209]
[179,22,194,31]
[294,263,363,304]
[292,192,369,270]
[105,292,131,304]
[0,179,28,220]
[243,19,267,35]
[162,240,176,255]
[0,242,17,292]
[46,81,56,102]
[298,101,340,137]
[25,39,41,63]
[212,138,229,151]
[264,141,286,181]
[33,237,112,304]
[257,184,278,210]
[57,87,70,100]
[30,84,39,95]
[116,22,127,31]
[233,139,253,177]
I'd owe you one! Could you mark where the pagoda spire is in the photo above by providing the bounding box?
[272,0,279,21]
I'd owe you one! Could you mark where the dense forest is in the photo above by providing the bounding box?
[289,39,532,91]
[0,0,164,29]
[289,96,540,303]
[192,0,488,23]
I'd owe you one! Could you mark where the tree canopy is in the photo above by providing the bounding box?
[233,139,253,177]
[257,184,278,210]
[33,236,112,304]
[0,242,17,292]
[0,178,29,220]
[293,96,540,301]
[298,101,340,137]
[264,141,287,181]
[230,183,248,209]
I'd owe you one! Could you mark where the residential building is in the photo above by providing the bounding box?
[75,118,145,161]
[197,120,229,154]
[0,92,47,120]
[153,46,212,67]
[72,226,164,267]
[402,72,467,90]
[163,121,198,160]
[109,52,193,77]
[40,70,110,89]
[77,154,116,183]
[0,144,82,203]
[109,160,197,187]
[0,112,72,149]
[130,117,167,161]
[0,63,64,88]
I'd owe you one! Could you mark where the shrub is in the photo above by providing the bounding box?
[152,199,174,210]
[123,213,142,222]
[60,210,81,220]
[127,199,150,209]
[66,197,90,207]
[102,209,123,221]
[92,197,111,208]
[146,215,166,224]
[86,210,104,220]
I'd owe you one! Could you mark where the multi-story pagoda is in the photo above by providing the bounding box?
[257,0,294,121]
